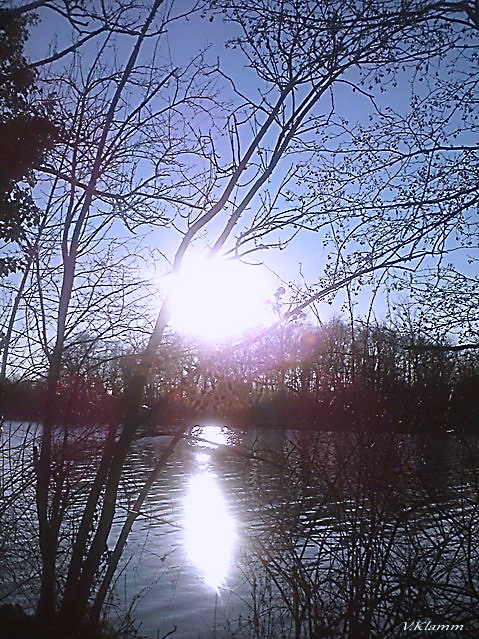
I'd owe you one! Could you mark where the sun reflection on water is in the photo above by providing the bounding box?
[195,424,229,448]
[195,451,211,467]
[184,426,236,591]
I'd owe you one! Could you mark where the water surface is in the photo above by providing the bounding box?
[1,423,478,638]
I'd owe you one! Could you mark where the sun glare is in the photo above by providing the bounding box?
[184,470,236,591]
[167,255,272,341]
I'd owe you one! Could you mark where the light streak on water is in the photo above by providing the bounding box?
[184,425,237,591]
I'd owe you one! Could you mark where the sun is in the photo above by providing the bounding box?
[167,254,273,341]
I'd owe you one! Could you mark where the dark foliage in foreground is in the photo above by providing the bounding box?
[0,11,60,275]
[0,604,142,639]
[234,430,479,638]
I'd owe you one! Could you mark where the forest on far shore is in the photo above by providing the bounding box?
[3,318,478,434]
[1,2,479,636]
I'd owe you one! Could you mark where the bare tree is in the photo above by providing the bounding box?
[284,1,478,333]
[1,0,477,635]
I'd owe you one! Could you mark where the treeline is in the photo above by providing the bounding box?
[245,320,479,433]
[0,375,119,427]
[2,319,478,433]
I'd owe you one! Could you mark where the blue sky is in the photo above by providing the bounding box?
[20,2,479,341]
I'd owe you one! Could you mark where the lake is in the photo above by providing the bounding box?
[1,423,479,638]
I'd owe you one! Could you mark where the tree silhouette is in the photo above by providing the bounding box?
[0,10,59,275]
